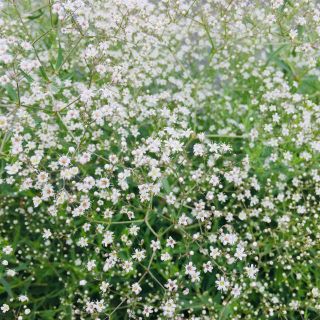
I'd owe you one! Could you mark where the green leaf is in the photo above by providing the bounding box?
[55,45,63,70]
[0,277,13,298]
[298,75,320,95]
[15,263,28,272]
[161,178,171,193]
[19,69,34,83]
[36,310,59,319]
[4,84,17,101]
[265,44,288,66]
[27,9,44,20]
[275,58,294,77]
[39,66,50,82]
[52,13,59,27]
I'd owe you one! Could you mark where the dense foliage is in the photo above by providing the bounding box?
[0,0,320,319]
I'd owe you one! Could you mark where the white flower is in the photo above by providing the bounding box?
[80,88,94,102]
[58,156,71,167]
[245,264,259,279]
[7,269,16,277]
[131,282,142,295]
[43,229,52,240]
[289,29,298,39]
[203,261,213,273]
[185,262,196,276]
[166,192,176,205]
[102,231,114,247]
[216,276,230,292]
[33,196,42,208]
[3,245,13,255]
[143,305,153,317]
[0,116,8,129]
[97,177,110,188]
[209,175,220,186]
[79,280,87,286]
[25,308,31,315]
[148,167,161,181]
[18,295,29,302]
[133,249,146,262]
[231,284,241,297]
[165,279,178,292]
[166,237,176,248]
[161,299,176,317]
[312,288,320,298]
[100,281,110,293]
[150,240,161,251]
[87,260,96,271]
[5,162,21,175]
[271,0,284,9]
[193,143,206,156]
[1,304,9,313]
[235,245,247,260]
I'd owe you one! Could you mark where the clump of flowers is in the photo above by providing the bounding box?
[0,0,320,319]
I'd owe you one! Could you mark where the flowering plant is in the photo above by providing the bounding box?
[0,0,320,319]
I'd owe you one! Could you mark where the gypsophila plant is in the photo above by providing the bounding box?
[0,0,320,319]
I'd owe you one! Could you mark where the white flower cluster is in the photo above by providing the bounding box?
[0,0,320,319]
